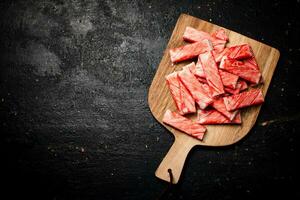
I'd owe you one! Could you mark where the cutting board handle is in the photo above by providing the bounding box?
[155,137,196,184]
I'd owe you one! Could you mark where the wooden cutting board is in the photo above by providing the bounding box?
[148,14,280,184]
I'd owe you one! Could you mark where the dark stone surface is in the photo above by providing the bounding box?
[0,0,299,199]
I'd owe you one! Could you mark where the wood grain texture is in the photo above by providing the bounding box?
[148,14,280,184]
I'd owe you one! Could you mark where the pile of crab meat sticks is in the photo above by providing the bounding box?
[163,27,265,140]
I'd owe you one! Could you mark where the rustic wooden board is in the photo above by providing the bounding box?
[148,14,280,184]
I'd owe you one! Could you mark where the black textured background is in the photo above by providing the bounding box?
[0,0,299,199]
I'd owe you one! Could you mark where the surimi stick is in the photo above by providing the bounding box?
[169,39,212,63]
[211,98,239,121]
[219,70,239,89]
[178,64,213,109]
[163,109,206,140]
[197,109,241,125]
[223,88,265,111]
[227,44,254,60]
[183,26,227,51]
[220,56,262,84]
[199,51,225,97]
[166,71,196,115]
